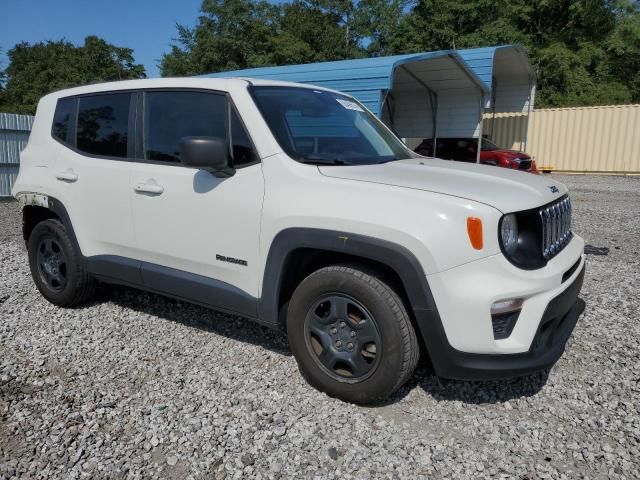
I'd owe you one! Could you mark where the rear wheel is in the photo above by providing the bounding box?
[27,219,95,307]
[287,265,419,404]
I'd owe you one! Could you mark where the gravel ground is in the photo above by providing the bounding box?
[1,174,639,479]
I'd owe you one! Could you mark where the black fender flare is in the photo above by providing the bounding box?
[258,227,441,328]
[258,227,514,380]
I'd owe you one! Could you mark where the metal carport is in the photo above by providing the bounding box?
[458,45,537,148]
[204,45,535,160]
[203,51,489,161]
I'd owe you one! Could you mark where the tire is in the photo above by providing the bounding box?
[27,218,96,307]
[287,265,419,404]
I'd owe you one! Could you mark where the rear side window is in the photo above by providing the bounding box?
[76,93,131,158]
[144,91,226,163]
[52,97,75,145]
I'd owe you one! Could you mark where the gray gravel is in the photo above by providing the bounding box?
[1,174,640,479]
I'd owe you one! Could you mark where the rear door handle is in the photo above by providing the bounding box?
[55,169,78,182]
[134,182,164,195]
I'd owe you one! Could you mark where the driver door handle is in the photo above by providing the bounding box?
[134,182,164,195]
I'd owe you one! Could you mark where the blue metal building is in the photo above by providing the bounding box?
[204,45,535,153]
[457,46,535,111]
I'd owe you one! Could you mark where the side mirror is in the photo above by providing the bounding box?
[179,136,234,177]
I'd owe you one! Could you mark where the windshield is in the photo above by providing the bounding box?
[481,138,499,151]
[250,86,412,165]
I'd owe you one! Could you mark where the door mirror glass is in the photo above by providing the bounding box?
[179,136,234,177]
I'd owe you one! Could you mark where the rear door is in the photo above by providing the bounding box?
[128,89,264,306]
[51,92,137,260]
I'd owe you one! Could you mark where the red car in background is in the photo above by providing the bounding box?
[414,138,538,173]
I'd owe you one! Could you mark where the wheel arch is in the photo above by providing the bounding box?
[19,194,82,256]
[259,228,440,332]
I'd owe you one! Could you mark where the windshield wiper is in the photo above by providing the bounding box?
[298,155,350,165]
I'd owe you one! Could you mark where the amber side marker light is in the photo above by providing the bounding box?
[467,217,483,250]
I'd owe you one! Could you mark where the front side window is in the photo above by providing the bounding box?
[52,97,75,145]
[144,91,226,163]
[250,86,412,165]
[76,93,131,158]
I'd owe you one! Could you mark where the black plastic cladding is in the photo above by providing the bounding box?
[492,310,520,340]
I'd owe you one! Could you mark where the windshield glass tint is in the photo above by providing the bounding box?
[251,86,411,165]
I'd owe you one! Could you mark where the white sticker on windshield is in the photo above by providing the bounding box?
[336,98,364,112]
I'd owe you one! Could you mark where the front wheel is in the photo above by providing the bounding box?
[287,265,419,404]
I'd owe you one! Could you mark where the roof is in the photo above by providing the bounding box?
[203,50,490,116]
[41,77,336,102]
[457,45,536,88]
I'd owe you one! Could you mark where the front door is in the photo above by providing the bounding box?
[128,90,264,307]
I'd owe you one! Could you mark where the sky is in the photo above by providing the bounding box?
[0,0,254,78]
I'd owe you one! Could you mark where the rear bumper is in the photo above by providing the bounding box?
[420,263,585,380]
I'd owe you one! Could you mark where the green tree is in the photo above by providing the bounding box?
[0,36,145,114]
[388,0,640,107]
[160,0,279,76]
[606,2,640,102]
[270,0,362,64]
[161,0,640,108]
[0,48,6,106]
[160,0,362,76]
[353,0,412,56]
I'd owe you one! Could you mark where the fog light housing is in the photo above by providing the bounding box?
[491,298,524,315]
[491,298,523,340]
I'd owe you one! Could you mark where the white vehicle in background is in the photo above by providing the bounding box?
[13,78,585,404]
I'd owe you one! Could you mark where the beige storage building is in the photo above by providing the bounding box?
[485,104,640,174]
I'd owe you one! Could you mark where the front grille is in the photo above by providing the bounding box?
[518,159,532,170]
[539,196,572,260]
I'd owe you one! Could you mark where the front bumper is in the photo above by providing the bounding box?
[422,263,585,380]
[417,235,586,380]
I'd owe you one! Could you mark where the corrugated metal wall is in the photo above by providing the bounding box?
[204,49,491,119]
[484,112,530,152]
[0,113,34,196]
[485,104,640,173]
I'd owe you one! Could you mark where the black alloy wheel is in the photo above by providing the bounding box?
[36,237,67,291]
[304,294,381,382]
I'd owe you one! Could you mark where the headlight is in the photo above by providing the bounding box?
[500,214,518,255]
[499,210,547,270]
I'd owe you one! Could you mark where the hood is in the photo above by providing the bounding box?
[318,157,567,213]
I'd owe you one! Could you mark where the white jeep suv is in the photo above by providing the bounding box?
[12,78,585,404]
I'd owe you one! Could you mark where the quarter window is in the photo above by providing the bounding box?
[52,97,75,145]
[230,108,257,166]
[76,93,131,158]
[143,91,226,163]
